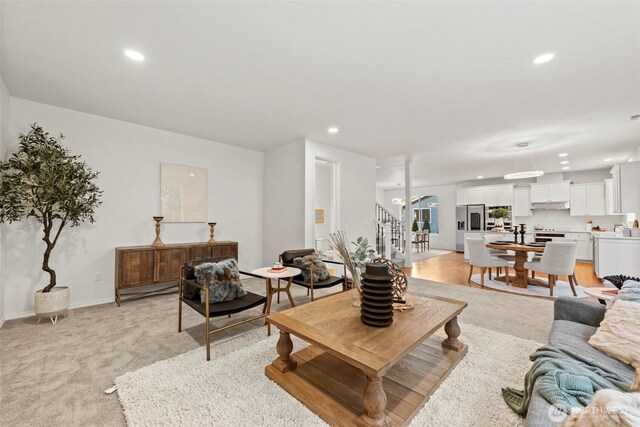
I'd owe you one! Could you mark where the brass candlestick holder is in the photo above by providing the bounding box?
[151,216,164,247]
[519,223,527,245]
[208,222,217,244]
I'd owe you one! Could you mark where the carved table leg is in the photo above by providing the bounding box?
[442,316,464,351]
[271,331,297,373]
[358,375,391,427]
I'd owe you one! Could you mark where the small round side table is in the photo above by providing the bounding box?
[584,286,618,306]
[251,267,301,313]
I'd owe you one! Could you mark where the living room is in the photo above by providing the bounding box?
[1,1,639,427]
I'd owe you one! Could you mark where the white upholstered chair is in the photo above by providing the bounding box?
[524,241,577,297]
[467,238,511,287]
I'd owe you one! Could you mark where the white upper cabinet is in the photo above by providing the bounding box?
[605,179,615,215]
[530,182,570,203]
[570,183,605,216]
[456,189,469,206]
[610,162,640,214]
[497,185,514,206]
[468,187,486,205]
[456,184,514,206]
[513,188,532,217]
[530,183,550,203]
[549,182,571,202]
[484,187,498,206]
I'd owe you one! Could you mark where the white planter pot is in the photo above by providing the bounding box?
[34,286,70,320]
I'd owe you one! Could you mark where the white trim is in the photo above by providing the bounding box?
[0,316,5,329]
[2,296,115,321]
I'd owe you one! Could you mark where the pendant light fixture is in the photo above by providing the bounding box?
[504,143,544,180]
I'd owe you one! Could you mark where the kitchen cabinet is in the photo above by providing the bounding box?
[484,187,498,206]
[513,188,532,217]
[610,162,640,214]
[564,232,593,261]
[456,189,469,206]
[605,179,615,215]
[497,185,514,206]
[530,182,570,203]
[570,183,605,216]
[115,241,238,306]
[593,236,640,278]
[456,184,513,206]
[469,187,486,205]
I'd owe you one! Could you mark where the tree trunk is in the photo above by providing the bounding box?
[41,240,57,293]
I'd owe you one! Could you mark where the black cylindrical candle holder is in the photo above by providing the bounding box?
[360,263,394,327]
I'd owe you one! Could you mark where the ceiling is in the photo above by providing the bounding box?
[2,1,639,188]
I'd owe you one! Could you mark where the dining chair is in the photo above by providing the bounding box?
[482,235,515,279]
[467,238,511,287]
[531,238,580,286]
[524,242,577,297]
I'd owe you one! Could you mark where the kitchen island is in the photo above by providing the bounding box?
[593,233,640,279]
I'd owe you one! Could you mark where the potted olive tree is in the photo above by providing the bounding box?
[0,124,102,323]
[492,207,509,230]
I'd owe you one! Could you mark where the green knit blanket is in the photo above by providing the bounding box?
[503,345,631,415]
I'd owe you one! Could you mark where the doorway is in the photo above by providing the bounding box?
[314,158,338,253]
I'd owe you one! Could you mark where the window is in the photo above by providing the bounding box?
[403,195,439,234]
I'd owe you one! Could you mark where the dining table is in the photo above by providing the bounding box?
[485,242,547,288]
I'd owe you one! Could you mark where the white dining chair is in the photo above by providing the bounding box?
[467,238,511,287]
[531,238,580,287]
[524,241,577,297]
[482,235,515,278]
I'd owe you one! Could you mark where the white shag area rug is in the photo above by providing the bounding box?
[470,273,590,298]
[115,323,543,427]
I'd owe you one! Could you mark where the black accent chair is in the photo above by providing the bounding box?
[279,249,347,301]
[178,257,269,361]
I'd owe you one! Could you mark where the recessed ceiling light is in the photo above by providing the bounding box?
[124,49,144,61]
[604,158,613,162]
[558,153,568,157]
[477,176,484,179]
[327,127,339,134]
[533,53,554,64]
[562,166,570,170]
[560,160,569,165]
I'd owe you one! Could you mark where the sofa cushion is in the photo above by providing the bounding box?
[589,299,640,369]
[293,254,331,282]
[618,280,640,303]
[549,320,635,381]
[194,259,247,303]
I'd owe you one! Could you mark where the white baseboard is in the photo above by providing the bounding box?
[0,316,5,329]
[3,296,115,322]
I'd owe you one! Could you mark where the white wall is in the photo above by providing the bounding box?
[3,98,264,319]
[262,139,306,265]
[304,139,377,250]
[381,184,458,251]
[0,75,10,326]
[630,144,640,162]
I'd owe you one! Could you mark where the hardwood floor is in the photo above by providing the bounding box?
[405,252,603,298]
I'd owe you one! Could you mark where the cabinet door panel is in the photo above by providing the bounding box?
[119,251,155,288]
[484,188,498,206]
[570,186,587,216]
[530,184,549,203]
[497,186,513,206]
[549,182,570,202]
[514,189,531,217]
[587,184,605,216]
[187,246,212,261]
[213,244,238,259]
[156,249,186,283]
[469,188,485,205]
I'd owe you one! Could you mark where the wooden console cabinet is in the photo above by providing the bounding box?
[114,241,238,306]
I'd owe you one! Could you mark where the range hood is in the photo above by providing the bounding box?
[531,202,570,210]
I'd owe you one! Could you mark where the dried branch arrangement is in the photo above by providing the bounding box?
[327,230,362,292]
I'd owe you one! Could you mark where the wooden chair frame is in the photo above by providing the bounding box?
[280,257,348,302]
[178,266,270,361]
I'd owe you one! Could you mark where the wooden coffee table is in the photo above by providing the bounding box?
[265,292,468,426]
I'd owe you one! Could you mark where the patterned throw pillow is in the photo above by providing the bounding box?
[293,254,330,282]
[194,259,247,303]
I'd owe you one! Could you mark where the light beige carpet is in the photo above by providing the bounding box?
[116,323,542,426]
[0,277,554,426]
